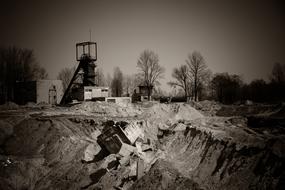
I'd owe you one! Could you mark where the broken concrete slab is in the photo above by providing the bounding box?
[83,143,101,162]
[118,143,137,157]
[136,158,144,180]
[100,154,118,169]
[123,121,144,145]
[90,129,101,140]
[128,161,137,178]
[173,123,187,131]
[119,154,131,166]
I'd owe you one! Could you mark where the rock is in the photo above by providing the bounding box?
[101,154,118,169]
[118,143,137,157]
[119,154,131,166]
[123,121,144,145]
[136,159,144,180]
[141,144,152,152]
[129,162,137,178]
[90,130,101,140]
[83,143,101,162]
[173,123,187,131]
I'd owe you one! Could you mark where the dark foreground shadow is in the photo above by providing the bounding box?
[81,168,107,189]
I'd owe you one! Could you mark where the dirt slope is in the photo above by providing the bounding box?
[159,117,285,190]
[0,102,284,190]
[1,116,102,190]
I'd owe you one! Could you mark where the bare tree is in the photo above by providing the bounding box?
[106,73,112,87]
[186,51,207,101]
[168,64,189,98]
[269,62,285,101]
[57,66,76,92]
[0,46,47,102]
[152,86,168,99]
[111,67,123,97]
[137,50,165,100]
[123,74,142,96]
[198,69,212,100]
[271,62,285,84]
[95,68,106,86]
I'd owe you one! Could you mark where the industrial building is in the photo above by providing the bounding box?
[14,80,63,105]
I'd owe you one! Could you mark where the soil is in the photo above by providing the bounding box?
[0,101,284,190]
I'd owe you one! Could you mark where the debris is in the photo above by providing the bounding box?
[118,143,137,157]
[123,121,144,145]
[119,154,131,166]
[97,120,145,155]
[83,143,101,162]
[141,144,152,152]
[1,102,285,190]
[136,158,144,180]
[128,161,137,178]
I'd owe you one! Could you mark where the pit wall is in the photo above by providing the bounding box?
[163,125,285,190]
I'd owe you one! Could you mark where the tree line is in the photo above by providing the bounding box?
[170,56,285,104]
[210,63,285,104]
[1,46,284,105]
[57,49,285,104]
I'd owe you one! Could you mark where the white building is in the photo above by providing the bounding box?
[83,86,109,101]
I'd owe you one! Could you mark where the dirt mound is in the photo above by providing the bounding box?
[130,159,202,190]
[160,117,285,190]
[137,103,204,143]
[0,102,19,110]
[70,101,143,117]
[1,117,102,190]
[145,103,204,121]
[1,101,284,190]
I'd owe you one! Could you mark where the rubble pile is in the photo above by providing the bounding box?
[0,101,284,190]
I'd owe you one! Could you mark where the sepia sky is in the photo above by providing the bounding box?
[1,0,285,92]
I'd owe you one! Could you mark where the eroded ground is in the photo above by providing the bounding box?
[0,101,284,190]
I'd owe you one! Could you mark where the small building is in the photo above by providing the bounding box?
[132,84,154,102]
[83,86,109,101]
[14,80,63,105]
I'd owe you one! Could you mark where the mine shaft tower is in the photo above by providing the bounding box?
[60,42,97,104]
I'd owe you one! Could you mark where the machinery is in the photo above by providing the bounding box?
[60,42,97,104]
